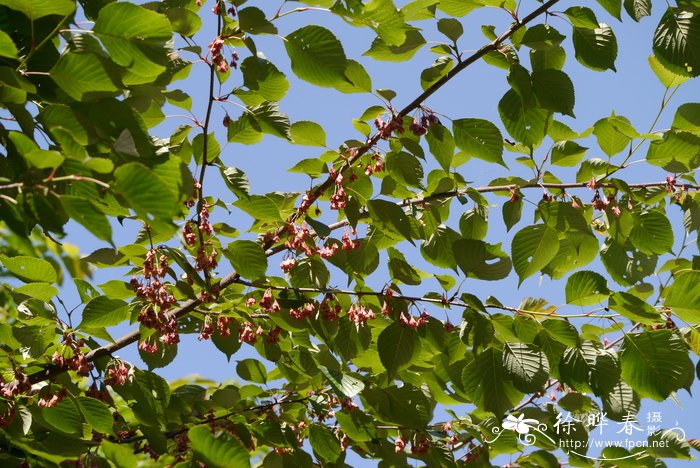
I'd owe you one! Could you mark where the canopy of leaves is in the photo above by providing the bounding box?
[0,0,698,466]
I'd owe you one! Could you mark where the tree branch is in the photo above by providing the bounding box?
[26,0,572,385]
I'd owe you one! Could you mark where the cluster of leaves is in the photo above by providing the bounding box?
[1,0,700,466]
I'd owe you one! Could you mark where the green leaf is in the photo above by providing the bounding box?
[192,132,221,164]
[318,366,365,399]
[673,103,700,133]
[530,46,567,72]
[284,25,347,87]
[629,210,674,255]
[50,52,120,101]
[0,0,75,20]
[364,30,426,62]
[593,115,636,157]
[462,348,522,416]
[421,225,459,269]
[502,198,523,232]
[114,163,178,219]
[565,271,611,306]
[378,322,420,376]
[0,255,57,283]
[335,59,373,94]
[385,151,423,188]
[165,7,202,36]
[362,384,432,428]
[77,397,115,435]
[388,247,421,285]
[600,238,657,287]
[653,8,700,77]
[0,30,19,59]
[564,6,599,29]
[290,121,326,146]
[189,425,251,468]
[452,118,504,165]
[43,398,83,435]
[551,141,588,166]
[225,240,267,280]
[309,424,341,463]
[459,208,488,240]
[438,0,480,17]
[498,89,549,147]
[503,342,550,392]
[454,239,512,281]
[236,359,268,384]
[519,24,566,50]
[648,55,688,87]
[531,69,575,117]
[79,296,129,328]
[601,380,639,421]
[367,200,413,244]
[437,18,463,42]
[620,330,692,400]
[425,123,455,170]
[625,0,651,22]
[572,24,618,71]
[646,129,700,172]
[14,283,58,302]
[507,64,534,107]
[239,56,289,103]
[420,56,454,91]
[596,0,622,20]
[228,113,262,145]
[221,166,251,199]
[61,196,112,243]
[511,225,560,284]
[247,102,291,140]
[665,270,700,324]
[93,3,172,82]
[238,6,277,35]
[608,292,663,325]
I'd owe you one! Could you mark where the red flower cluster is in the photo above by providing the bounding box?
[239,321,263,344]
[51,334,91,376]
[0,370,30,399]
[399,310,430,329]
[38,388,67,408]
[259,289,281,313]
[105,360,131,387]
[364,153,385,176]
[347,303,376,325]
[320,294,342,321]
[290,303,316,320]
[208,36,228,73]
